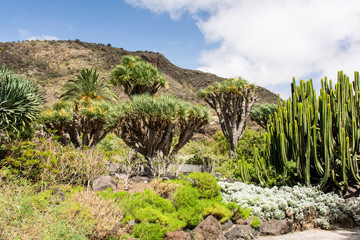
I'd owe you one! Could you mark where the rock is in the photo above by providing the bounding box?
[92,175,117,191]
[193,215,225,240]
[164,231,191,240]
[221,220,233,231]
[105,163,120,174]
[259,219,293,236]
[131,176,150,183]
[225,225,256,240]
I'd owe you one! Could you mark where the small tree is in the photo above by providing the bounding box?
[199,78,257,158]
[39,100,119,148]
[250,103,278,129]
[0,67,43,137]
[60,68,117,102]
[115,94,210,176]
[110,55,166,97]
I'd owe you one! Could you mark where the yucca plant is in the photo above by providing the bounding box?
[110,55,166,97]
[198,78,257,158]
[0,67,43,137]
[116,94,210,176]
[39,100,119,148]
[60,68,117,102]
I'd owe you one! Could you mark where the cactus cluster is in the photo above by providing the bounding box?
[257,71,360,190]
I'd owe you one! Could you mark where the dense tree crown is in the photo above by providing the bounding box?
[250,103,278,129]
[116,94,210,164]
[60,68,117,102]
[199,77,257,158]
[110,55,166,97]
[39,100,119,148]
[0,67,43,136]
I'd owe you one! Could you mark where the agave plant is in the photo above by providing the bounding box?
[60,68,117,102]
[0,67,44,136]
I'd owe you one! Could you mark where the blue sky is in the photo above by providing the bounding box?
[2,0,360,98]
[1,0,210,69]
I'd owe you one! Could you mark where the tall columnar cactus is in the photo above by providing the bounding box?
[258,71,360,190]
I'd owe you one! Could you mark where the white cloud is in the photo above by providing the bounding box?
[19,29,59,41]
[27,35,59,41]
[126,0,360,98]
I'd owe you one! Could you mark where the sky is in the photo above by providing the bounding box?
[2,0,360,98]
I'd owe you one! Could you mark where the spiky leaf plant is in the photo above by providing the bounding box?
[110,55,166,97]
[0,67,43,137]
[60,68,117,102]
[198,77,257,158]
[39,100,119,148]
[116,94,210,175]
[250,103,278,129]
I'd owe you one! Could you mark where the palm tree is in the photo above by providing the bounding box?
[60,69,117,102]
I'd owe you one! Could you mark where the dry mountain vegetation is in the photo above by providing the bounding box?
[0,40,277,106]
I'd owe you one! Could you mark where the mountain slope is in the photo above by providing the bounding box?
[0,40,278,105]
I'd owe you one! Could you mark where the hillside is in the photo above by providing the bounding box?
[0,40,278,106]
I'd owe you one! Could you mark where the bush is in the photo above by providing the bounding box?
[251,216,262,228]
[182,172,221,199]
[133,222,167,240]
[0,137,107,188]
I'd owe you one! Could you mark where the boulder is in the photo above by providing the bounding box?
[259,219,292,236]
[225,225,256,240]
[92,175,117,191]
[221,220,234,231]
[164,231,191,240]
[193,215,225,240]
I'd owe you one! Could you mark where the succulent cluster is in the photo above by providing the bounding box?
[219,181,360,229]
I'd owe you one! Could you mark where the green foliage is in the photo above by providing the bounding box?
[0,137,107,187]
[60,68,117,102]
[117,94,210,175]
[250,103,278,129]
[182,172,221,199]
[39,99,120,148]
[110,55,166,96]
[259,71,360,190]
[0,181,92,239]
[0,67,44,137]
[227,202,252,221]
[198,77,257,158]
[173,184,201,208]
[251,216,262,228]
[133,222,167,240]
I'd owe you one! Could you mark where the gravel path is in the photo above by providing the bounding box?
[257,228,360,240]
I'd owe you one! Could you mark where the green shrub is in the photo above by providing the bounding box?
[182,172,221,199]
[202,200,232,223]
[227,202,252,221]
[0,137,107,188]
[133,222,167,240]
[251,216,262,229]
[173,184,201,208]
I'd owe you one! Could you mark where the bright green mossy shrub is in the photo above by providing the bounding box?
[133,222,167,240]
[99,173,244,238]
[251,216,262,229]
[182,172,221,199]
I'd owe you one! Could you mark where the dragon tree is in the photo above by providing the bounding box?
[198,77,257,158]
[110,55,166,97]
[115,94,210,176]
